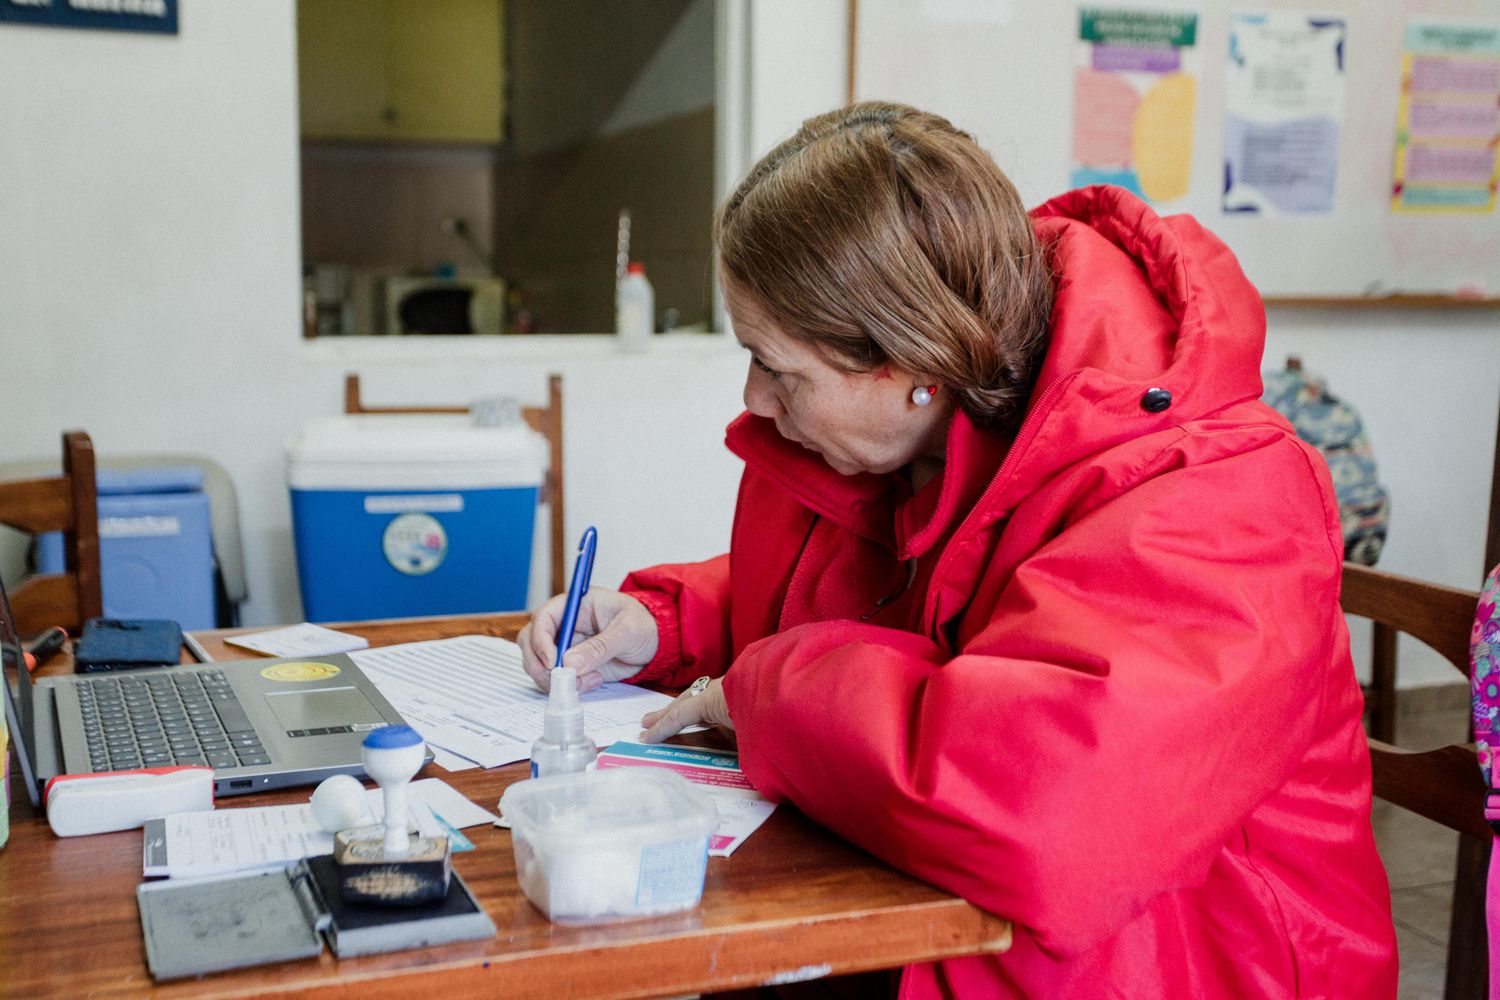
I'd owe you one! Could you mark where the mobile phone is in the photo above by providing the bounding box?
[73,618,183,673]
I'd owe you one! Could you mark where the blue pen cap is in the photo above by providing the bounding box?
[363,724,424,749]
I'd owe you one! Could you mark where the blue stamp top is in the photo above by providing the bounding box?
[363,725,423,749]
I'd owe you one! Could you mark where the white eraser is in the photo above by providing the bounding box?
[45,767,215,837]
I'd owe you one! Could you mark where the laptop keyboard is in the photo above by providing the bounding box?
[76,670,272,773]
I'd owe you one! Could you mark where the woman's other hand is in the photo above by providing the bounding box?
[518,587,659,693]
[640,677,733,742]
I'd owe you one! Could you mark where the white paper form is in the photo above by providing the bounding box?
[349,635,680,769]
[150,779,496,878]
[430,747,480,772]
[224,622,369,657]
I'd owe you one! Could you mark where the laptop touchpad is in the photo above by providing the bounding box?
[264,687,384,732]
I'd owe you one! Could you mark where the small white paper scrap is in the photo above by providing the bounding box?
[148,778,496,878]
[224,623,370,658]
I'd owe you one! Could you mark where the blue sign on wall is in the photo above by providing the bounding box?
[0,0,178,35]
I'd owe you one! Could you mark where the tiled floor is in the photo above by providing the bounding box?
[1373,694,1471,1000]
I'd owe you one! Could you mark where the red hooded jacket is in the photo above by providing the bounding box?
[621,187,1398,998]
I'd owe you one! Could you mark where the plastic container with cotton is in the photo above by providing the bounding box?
[500,767,718,923]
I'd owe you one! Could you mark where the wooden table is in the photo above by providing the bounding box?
[2,613,1010,999]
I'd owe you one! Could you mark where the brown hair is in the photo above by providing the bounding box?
[715,102,1053,432]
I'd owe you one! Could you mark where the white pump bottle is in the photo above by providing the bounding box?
[530,665,599,777]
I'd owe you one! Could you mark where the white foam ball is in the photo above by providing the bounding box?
[310,773,369,833]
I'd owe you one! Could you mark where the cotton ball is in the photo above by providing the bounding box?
[310,774,369,833]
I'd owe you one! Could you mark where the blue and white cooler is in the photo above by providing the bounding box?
[286,415,547,622]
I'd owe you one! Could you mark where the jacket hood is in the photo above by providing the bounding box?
[1007,186,1267,499]
[727,186,1267,549]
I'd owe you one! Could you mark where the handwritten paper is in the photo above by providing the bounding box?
[349,635,680,769]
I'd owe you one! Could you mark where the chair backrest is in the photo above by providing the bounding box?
[0,430,103,636]
[1341,562,1488,839]
[343,373,566,597]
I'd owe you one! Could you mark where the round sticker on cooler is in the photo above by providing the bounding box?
[260,661,343,682]
[381,512,448,576]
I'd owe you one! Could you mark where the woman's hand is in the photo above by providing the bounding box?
[639,677,734,742]
[518,587,659,693]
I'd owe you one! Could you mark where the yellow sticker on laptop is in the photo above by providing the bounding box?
[260,661,342,682]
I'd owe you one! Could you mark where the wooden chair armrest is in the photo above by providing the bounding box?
[1369,740,1491,842]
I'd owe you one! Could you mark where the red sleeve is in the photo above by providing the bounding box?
[620,554,733,688]
[720,438,1349,957]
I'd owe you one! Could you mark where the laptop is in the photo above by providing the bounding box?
[1,576,424,805]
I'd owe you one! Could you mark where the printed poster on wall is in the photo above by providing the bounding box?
[1392,22,1500,213]
[1072,7,1200,204]
[0,0,177,34]
[1223,12,1346,215]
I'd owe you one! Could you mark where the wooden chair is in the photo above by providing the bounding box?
[0,430,103,637]
[343,373,566,597]
[1364,611,1401,743]
[1341,562,1488,1000]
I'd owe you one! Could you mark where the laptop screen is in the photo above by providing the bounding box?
[0,575,35,778]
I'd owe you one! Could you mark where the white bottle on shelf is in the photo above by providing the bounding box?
[615,261,654,352]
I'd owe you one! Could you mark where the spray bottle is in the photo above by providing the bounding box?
[531,665,598,777]
[530,526,601,777]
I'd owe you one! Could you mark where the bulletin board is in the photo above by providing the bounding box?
[852,0,1500,303]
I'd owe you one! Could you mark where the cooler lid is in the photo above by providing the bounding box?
[285,415,547,491]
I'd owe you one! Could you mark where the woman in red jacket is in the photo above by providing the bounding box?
[518,103,1398,998]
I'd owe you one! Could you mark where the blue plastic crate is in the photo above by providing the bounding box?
[37,466,216,630]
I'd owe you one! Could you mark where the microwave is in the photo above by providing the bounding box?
[383,276,505,335]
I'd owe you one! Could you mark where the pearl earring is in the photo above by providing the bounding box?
[911,384,936,406]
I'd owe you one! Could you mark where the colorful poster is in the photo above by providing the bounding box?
[1392,22,1500,213]
[1223,12,1346,215]
[1072,7,1200,203]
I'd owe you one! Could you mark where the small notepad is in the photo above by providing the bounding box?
[224,623,369,658]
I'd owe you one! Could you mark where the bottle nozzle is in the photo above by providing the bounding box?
[544,665,586,742]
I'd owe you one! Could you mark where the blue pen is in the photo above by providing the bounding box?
[554,526,598,669]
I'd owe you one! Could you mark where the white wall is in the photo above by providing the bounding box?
[0,2,1492,688]
[1265,313,1500,687]
[0,0,833,629]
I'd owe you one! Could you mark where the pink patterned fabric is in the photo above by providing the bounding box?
[1474,568,1500,783]
[1470,565,1500,1000]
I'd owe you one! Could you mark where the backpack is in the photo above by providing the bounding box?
[1471,566,1500,996]
[1262,359,1390,565]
